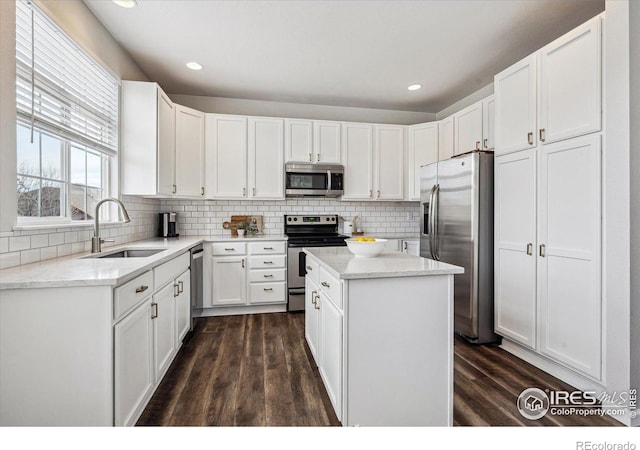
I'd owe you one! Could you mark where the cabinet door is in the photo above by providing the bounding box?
[374,125,404,200]
[402,239,420,256]
[342,123,374,200]
[454,102,483,155]
[153,282,177,380]
[319,292,343,422]
[305,277,320,364]
[384,239,400,252]
[482,95,495,150]
[114,298,154,427]
[494,150,537,349]
[538,17,601,145]
[438,116,454,161]
[175,269,191,344]
[248,117,284,199]
[538,135,601,379]
[313,121,341,163]
[212,257,247,306]
[206,114,247,199]
[408,123,438,201]
[285,119,314,163]
[157,90,176,196]
[494,54,537,155]
[175,105,205,197]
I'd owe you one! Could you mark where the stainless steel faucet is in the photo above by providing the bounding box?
[91,198,131,253]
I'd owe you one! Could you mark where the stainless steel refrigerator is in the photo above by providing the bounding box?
[420,152,498,344]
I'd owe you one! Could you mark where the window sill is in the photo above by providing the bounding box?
[13,221,124,231]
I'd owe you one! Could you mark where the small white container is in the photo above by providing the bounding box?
[237,229,246,236]
[343,221,353,236]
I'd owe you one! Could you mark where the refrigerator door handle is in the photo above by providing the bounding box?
[428,185,436,259]
[432,184,440,261]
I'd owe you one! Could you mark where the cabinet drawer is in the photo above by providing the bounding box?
[249,282,286,304]
[248,268,286,283]
[114,270,154,320]
[305,257,320,283]
[211,242,247,256]
[318,266,342,309]
[154,252,190,290]
[249,254,286,269]
[248,241,286,255]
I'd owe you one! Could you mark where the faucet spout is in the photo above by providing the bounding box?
[91,198,131,253]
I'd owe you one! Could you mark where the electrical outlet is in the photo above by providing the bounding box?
[406,212,412,220]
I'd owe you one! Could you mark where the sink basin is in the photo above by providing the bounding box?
[83,248,166,259]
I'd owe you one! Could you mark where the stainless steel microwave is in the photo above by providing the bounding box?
[285,163,344,197]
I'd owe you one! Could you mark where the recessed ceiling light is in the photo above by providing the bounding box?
[186,62,203,71]
[407,84,422,91]
[112,0,137,8]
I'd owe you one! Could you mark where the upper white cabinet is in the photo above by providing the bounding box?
[121,81,175,197]
[205,114,248,199]
[285,119,341,164]
[438,116,454,161]
[175,105,205,197]
[248,117,285,200]
[482,95,495,150]
[343,124,403,200]
[206,114,285,200]
[495,16,601,156]
[454,101,483,155]
[407,122,438,201]
[121,81,204,198]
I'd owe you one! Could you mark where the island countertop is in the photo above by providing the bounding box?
[303,247,464,280]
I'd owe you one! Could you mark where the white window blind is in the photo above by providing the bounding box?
[15,0,119,157]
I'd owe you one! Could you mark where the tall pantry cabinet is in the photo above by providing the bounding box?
[493,15,603,381]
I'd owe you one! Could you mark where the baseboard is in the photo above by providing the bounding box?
[195,303,287,317]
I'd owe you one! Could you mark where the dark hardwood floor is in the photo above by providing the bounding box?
[137,313,620,427]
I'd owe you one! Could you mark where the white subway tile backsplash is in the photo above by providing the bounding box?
[9,236,30,252]
[30,234,49,248]
[41,246,58,261]
[0,237,8,253]
[0,252,21,269]
[20,249,40,265]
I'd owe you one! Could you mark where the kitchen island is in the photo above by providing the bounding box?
[303,247,463,426]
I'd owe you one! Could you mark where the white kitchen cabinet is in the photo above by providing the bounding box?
[248,117,285,200]
[205,114,248,199]
[175,269,191,344]
[438,116,455,161]
[305,277,321,364]
[537,135,601,379]
[454,101,483,155]
[152,282,177,380]
[342,123,374,200]
[408,122,438,200]
[318,289,343,422]
[211,257,247,306]
[313,121,342,163]
[114,297,154,427]
[285,119,341,163]
[401,239,420,256]
[175,105,205,197]
[494,150,537,349]
[482,95,495,150]
[495,15,601,156]
[122,81,175,196]
[538,17,601,146]
[383,239,400,252]
[247,242,287,305]
[374,125,404,200]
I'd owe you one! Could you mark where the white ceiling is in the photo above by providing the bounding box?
[84,0,604,113]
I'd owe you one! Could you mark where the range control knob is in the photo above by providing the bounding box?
[287,217,291,222]
[293,217,298,221]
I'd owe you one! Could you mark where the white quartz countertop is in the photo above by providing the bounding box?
[202,234,288,242]
[304,247,463,280]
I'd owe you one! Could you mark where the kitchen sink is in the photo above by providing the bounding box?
[82,248,166,259]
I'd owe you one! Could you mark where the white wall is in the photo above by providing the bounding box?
[169,94,436,125]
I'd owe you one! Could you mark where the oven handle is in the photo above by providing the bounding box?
[287,243,347,248]
[298,251,307,277]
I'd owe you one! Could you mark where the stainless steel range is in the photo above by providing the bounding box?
[285,214,348,311]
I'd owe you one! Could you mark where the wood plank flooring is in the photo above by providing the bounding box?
[137,313,620,427]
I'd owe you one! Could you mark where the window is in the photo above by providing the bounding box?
[15,0,118,222]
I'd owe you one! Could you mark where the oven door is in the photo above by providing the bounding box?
[287,245,308,290]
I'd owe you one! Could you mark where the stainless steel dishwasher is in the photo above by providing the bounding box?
[190,244,204,329]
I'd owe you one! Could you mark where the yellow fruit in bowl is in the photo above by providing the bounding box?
[354,237,376,242]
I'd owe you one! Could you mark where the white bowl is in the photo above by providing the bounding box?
[345,238,387,258]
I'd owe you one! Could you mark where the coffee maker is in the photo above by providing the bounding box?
[158,212,179,238]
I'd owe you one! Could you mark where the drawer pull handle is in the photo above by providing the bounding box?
[306,265,312,271]
[135,285,148,294]
[263,247,273,250]
[321,281,330,288]
[263,261,274,264]
[263,288,273,292]
[263,274,274,278]
[224,248,235,251]
[151,302,158,319]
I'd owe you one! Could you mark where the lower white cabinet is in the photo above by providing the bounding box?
[383,239,400,252]
[305,277,321,362]
[318,290,343,421]
[175,269,191,344]
[212,257,247,306]
[401,239,420,256]
[153,282,177,379]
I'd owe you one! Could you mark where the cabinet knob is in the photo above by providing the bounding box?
[527,132,534,146]
[306,265,312,271]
